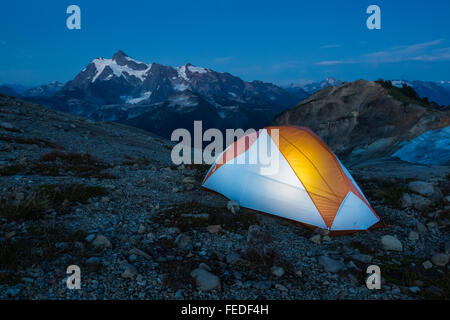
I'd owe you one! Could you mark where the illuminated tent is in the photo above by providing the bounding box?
[202,125,381,232]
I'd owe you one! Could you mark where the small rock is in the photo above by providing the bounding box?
[422,260,433,269]
[129,248,151,260]
[207,225,222,234]
[275,283,288,291]
[408,181,435,197]
[137,224,146,234]
[408,231,419,241]
[92,234,112,249]
[85,234,96,243]
[318,256,345,273]
[121,264,138,279]
[416,221,428,235]
[310,234,321,244]
[129,254,137,263]
[271,266,285,277]
[381,235,403,252]
[409,286,421,293]
[182,176,196,184]
[226,253,240,265]
[431,253,449,267]
[351,254,373,264]
[190,268,221,291]
[86,257,101,269]
[174,233,192,250]
[5,231,16,240]
[253,280,272,290]
[167,227,180,236]
[227,200,240,214]
[294,269,303,277]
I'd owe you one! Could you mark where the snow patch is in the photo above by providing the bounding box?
[92,58,152,83]
[173,83,188,91]
[125,91,152,104]
[392,126,450,165]
[188,65,208,74]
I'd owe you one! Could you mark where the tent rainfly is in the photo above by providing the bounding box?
[202,125,381,233]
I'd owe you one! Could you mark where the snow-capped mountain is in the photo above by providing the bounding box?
[62,50,299,108]
[23,81,64,97]
[391,80,450,106]
[301,77,343,94]
[25,50,305,137]
[283,77,343,95]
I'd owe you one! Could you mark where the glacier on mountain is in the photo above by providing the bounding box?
[392,126,450,165]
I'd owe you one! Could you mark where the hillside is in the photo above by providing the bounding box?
[272,80,450,164]
[1,95,449,300]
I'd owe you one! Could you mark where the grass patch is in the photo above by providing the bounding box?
[379,258,450,299]
[0,163,24,176]
[376,79,434,107]
[24,151,110,178]
[0,183,108,221]
[36,184,108,210]
[121,156,152,167]
[0,151,114,178]
[155,201,257,232]
[0,135,59,148]
[0,224,88,285]
[356,177,409,209]
[37,150,111,178]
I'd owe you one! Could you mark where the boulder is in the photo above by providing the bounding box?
[271,266,285,277]
[174,233,192,250]
[431,253,449,267]
[318,256,345,273]
[407,181,435,197]
[207,225,222,234]
[227,200,240,214]
[401,193,431,210]
[408,231,419,241]
[351,253,373,264]
[381,235,403,252]
[190,268,221,291]
[92,234,112,249]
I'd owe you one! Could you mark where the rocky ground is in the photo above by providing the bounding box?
[0,95,449,300]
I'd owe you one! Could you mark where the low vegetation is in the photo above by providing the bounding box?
[356,176,409,209]
[156,201,257,232]
[376,79,434,107]
[0,183,108,221]
[0,135,59,148]
[0,150,114,179]
[0,223,88,285]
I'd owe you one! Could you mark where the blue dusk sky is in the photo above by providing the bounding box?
[1,0,449,86]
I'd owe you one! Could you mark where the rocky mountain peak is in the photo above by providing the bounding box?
[272,80,450,164]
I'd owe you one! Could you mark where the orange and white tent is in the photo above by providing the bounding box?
[202,125,381,233]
